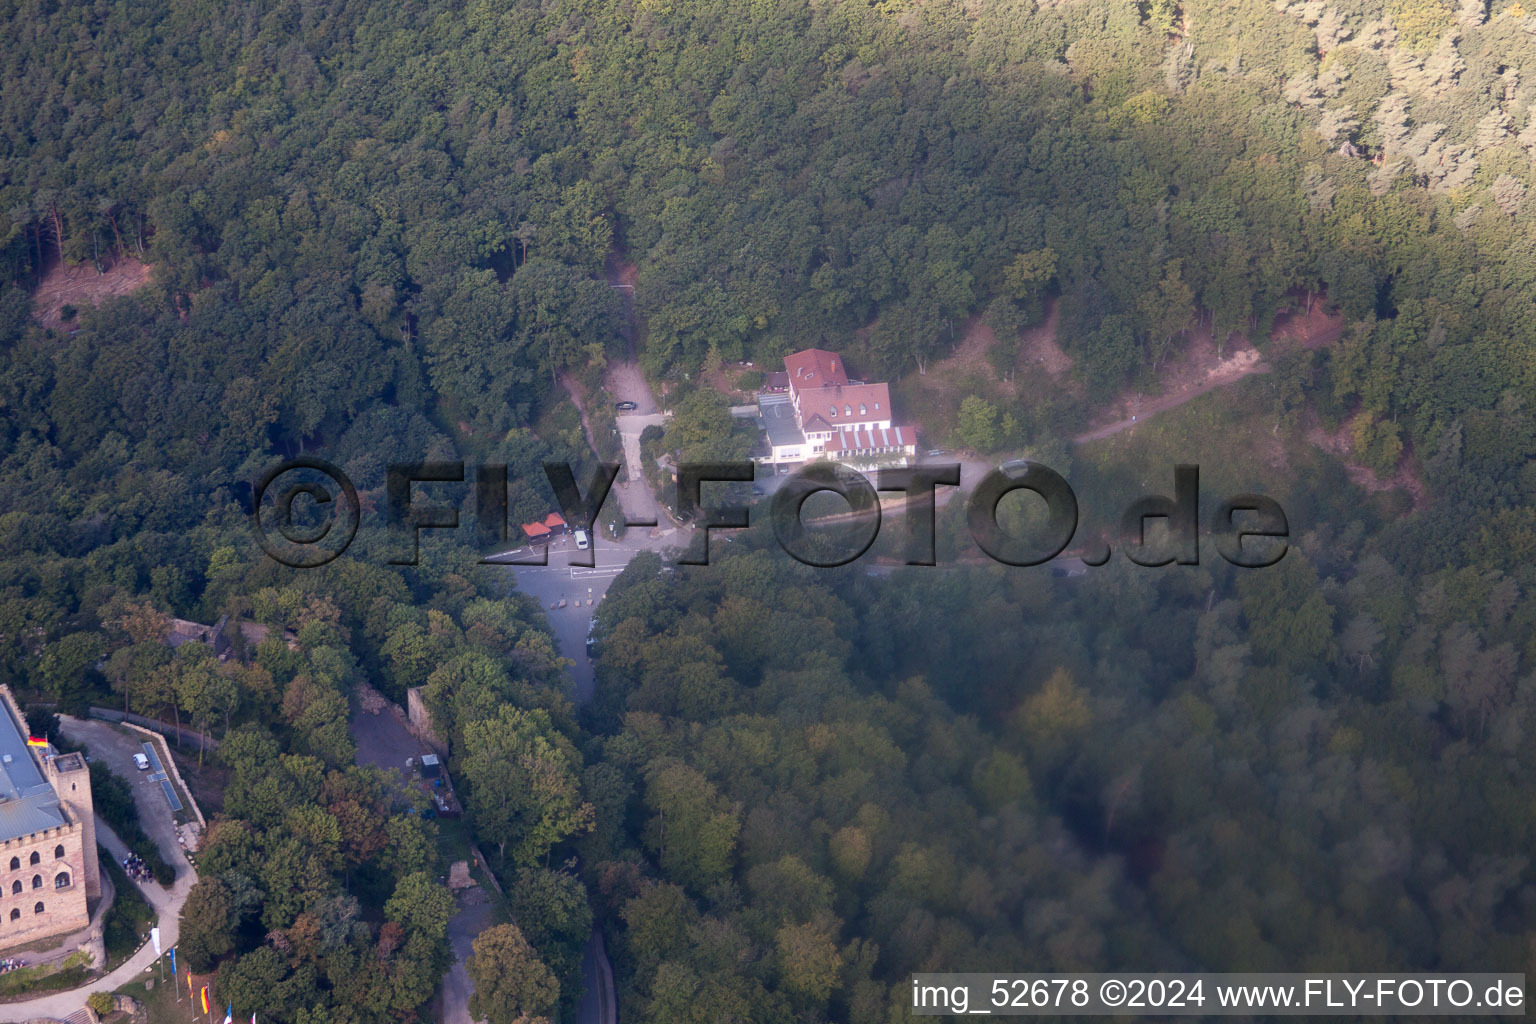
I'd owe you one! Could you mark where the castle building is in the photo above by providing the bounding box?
[0,687,97,950]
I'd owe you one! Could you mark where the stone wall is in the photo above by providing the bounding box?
[405,687,446,756]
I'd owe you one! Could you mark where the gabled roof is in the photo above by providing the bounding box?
[784,348,849,390]
[542,513,567,529]
[523,521,551,538]
[807,382,891,421]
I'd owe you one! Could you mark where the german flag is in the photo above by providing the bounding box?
[25,737,47,748]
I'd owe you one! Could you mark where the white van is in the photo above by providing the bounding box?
[574,529,590,550]
[132,753,150,771]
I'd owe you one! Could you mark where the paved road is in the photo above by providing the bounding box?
[425,265,669,1024]
[502,531,683,702]
[439,886,493,1024]
[573,929,616,1024]
[2,720,198,1022]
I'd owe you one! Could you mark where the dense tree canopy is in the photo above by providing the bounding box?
[2,0,1535,1017]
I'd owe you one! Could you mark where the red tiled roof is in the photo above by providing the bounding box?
[823,425,917,453]
[523,521,551,537]
[806,382,891,421]
[542,512,566,528]
[803,413,832,431]
[784,348,848,390]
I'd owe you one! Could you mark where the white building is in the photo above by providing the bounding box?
[754,348,916,468]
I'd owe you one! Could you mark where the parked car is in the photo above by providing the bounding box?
[615,400,638,411]
[132,753,150,771]
[926,449,946,457]
[574,529,590,549]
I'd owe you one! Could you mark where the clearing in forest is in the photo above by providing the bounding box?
[31,257,153,328]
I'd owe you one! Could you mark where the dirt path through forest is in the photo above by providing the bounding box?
[1072,304,1347,444]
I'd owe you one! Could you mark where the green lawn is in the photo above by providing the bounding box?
[0,949,93,1000]
[114,970,213,1024]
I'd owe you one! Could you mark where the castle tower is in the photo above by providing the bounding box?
[45,751,99,901]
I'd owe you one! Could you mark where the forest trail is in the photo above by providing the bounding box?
[1072,347,1269,443]
[30,256,153,328]
[603,255,660,414]
[1073,304,1347,444]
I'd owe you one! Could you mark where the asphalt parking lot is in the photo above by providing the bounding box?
[58,717,189,879]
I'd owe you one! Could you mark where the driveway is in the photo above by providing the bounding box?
[613,412,667,528]
[605,323,668,527]
[607,362,658,415]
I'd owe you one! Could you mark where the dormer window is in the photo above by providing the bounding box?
[844,405,852,416]
[829,406,836,416]
[874,402,880,410]
[859,404,867,415]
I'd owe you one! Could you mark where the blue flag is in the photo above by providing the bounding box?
[169,946,176,976]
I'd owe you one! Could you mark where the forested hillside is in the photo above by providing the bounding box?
[2,0,1535,1019]
[582,490,1536,1019]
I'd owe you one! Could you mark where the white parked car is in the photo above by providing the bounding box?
[132,753,150,771]
[574,529,590,550]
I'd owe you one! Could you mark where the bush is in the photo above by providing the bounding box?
[736,369,765,390]
[59,303,77,321]
[88,991,115,1014]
